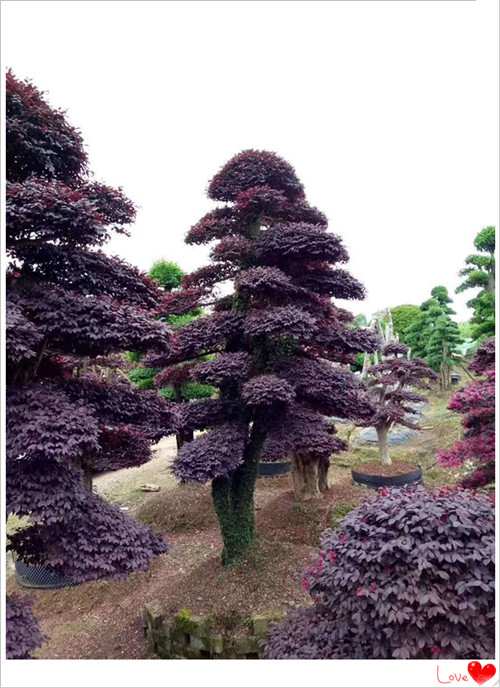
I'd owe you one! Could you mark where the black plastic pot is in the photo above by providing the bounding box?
[14,557,74,590]
[351,465,422,490]
[258,461,291,477]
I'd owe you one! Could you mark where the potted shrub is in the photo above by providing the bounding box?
[353,342,436,488]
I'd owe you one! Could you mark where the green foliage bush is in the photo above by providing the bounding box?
[149,260,184,291]
[128,366,158,390]
[128,260,212,407]
[166,311,201,329]
[159,382,215,401]
[390,304,421,343]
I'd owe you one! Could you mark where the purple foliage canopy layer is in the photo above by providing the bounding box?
[367,343,437,431]
[5,72,174,656]
[438,338,495,488]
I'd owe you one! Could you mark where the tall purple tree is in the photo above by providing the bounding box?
[150,150,377,564]
[437,338,495,488]
[5,72,175,657]
[364,342,436,464]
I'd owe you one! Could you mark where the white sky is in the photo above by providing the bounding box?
[3,0,499,322]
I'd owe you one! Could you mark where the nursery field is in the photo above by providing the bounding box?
[6,390,464,660]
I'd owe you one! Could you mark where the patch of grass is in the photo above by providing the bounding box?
[330,502,356,529]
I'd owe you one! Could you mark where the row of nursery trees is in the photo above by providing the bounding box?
[6,72,495,660]
[373,224,495,390]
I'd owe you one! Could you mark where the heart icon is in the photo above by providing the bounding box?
[468,662,496,686]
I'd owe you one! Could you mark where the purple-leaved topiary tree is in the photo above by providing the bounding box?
[437,337,495,488]
[150,150,378,564]
[5,71,175,657]
[364,342,437,464]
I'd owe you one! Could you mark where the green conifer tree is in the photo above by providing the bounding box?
[405,286,462,388]
[456,226,495,339]
[427,314,462,389]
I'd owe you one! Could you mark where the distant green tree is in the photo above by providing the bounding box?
[148,259,184,291]
[128,365,159,390]
[427,314,462,390]
[456,226,495,339]
[430,285,455,315]
[352,313,368,328]
[351,314,369,371]
[458,321,473,339]
[405,287,462,388]
[455,321,477,358]
[390,304,421,344]
[405,300,439,359]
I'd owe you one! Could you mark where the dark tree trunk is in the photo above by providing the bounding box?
[82,467,94,492]
[318,459,330,493]
[174,384,194,450]
[176,428,194,450]
[439,363,450,391]
[440,343,451,391]
[211,423,266,566]
[487,267,495,295]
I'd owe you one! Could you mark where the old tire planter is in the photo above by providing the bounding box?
[14,557,74,590]
[258,461,291,477]
[351,465,422,490]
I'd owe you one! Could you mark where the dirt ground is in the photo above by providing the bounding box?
[7,392,463,659]
[97,436,180,508]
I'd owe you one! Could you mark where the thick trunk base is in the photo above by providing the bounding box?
[318,460,330,493]
[377,426,392,465]
[292,456,325,500]
[211,424,266,566]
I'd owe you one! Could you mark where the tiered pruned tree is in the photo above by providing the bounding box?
[148,150,378,564]
[437,338,495,488]
[364,342,436,464]
[405,286,462,389]
[456,226,495,340]
[6,72,174,657]
[426,312,462,390]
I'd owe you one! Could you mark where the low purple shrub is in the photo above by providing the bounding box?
[6,596,46,659]
[264,487,495,659]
